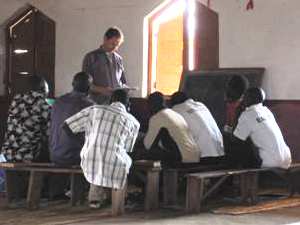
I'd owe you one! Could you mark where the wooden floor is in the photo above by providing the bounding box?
[2,192,300,225]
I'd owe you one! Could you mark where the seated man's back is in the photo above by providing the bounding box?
[64,89,140,207]
[1,76,50,162]
[50,72,92,165]
[170,92,224,158]
[144,92,199,163]
[233,88,291,169]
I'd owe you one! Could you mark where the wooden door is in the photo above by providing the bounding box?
[193,1,219,70]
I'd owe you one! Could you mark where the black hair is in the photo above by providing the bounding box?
[225,75,249,102]
[170,91,188,107]
[72,72,91,93]
[147,91,165,114]
[31,76,48,94]
[243,87,265,107]
[110,89,129,107]
[104,27,124,40]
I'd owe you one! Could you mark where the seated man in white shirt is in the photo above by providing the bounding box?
[170,91,225,165]
[64,89,140,208]
[143,92,199,165]
[233,87,291,169]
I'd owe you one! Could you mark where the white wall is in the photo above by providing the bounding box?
[0,0,162,97]
[211,0,300,99]
[0,0,300,99]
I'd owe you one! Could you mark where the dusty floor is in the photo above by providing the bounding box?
[1,196,300,225]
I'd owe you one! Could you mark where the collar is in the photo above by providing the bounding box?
[246,103,263,111]
[110,102,127,112]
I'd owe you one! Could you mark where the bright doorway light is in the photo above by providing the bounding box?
[187,0,196,71]
[143,0,196,95]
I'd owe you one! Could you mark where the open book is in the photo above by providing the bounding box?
[115,84,139,91]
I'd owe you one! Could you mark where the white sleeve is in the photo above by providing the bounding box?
[233,114,251,141]
[65,107,90,133]
[143,115,161,150]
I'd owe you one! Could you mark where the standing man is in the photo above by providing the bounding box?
[49,72,93,166]
[82,27,127,104]
[64,89,140,208]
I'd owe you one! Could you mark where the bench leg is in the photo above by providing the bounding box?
[163,170,178,206]
[111,185,126,216]
[240,174,248,203]
[70,173,86,206]
[27,171,44,209]
[186,176,204,214]
[145,170,160,211]
[5,171,20,203]
[240,173,258,205]
[248,173,258,204]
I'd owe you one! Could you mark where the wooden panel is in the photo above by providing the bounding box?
[129,97,150,133]
[5,7,55,97]
[265,100,300,162]
[35,11,55,97]
[9,11,35,95]
[194,2,219,70]
[0,96,9,148]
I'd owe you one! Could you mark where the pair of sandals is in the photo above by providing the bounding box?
[89,201,103,209]
[89,199,110,209]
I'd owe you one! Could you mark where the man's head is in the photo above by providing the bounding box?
[225,75,249,102]
[170,91,188,107]
[102,27,124,53]
[147,92,165,115]
[72,72,91,94]
[110,89,130,109]
[31,76,49,96]
[243,87,266,107]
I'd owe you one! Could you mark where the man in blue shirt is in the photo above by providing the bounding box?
[49,72,93,165]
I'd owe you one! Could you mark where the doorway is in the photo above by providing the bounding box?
[144,0,219,96]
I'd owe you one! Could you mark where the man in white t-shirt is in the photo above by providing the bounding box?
[143,92,199,164]
[233,88,291,169]
[170,92,224,164]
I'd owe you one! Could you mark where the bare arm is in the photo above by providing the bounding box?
[90,84,113,96]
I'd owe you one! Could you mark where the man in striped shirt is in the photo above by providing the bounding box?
[64,89,140,208]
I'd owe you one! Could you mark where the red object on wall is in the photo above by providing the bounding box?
[246,0,254,10]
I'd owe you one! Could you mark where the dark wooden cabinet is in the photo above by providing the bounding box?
[5,6,55,97]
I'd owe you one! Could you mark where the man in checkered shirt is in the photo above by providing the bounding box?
[64,89,140,208]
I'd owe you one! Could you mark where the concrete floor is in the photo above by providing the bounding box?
[1,199,300,225]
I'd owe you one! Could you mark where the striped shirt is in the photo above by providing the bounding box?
[65,102,140,189]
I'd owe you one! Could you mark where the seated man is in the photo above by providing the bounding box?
[224,75,249,132]
[170,91,224,164]
[64,89,140,208]
[49,72,93,166]
[223,75,256,168]
[233,87,291,169]
[1,76,50,162]
[143,92,199,164]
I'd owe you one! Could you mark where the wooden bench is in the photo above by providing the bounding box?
[185,163,300,213]
[163,163,227,205]
[0,160,161,215]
